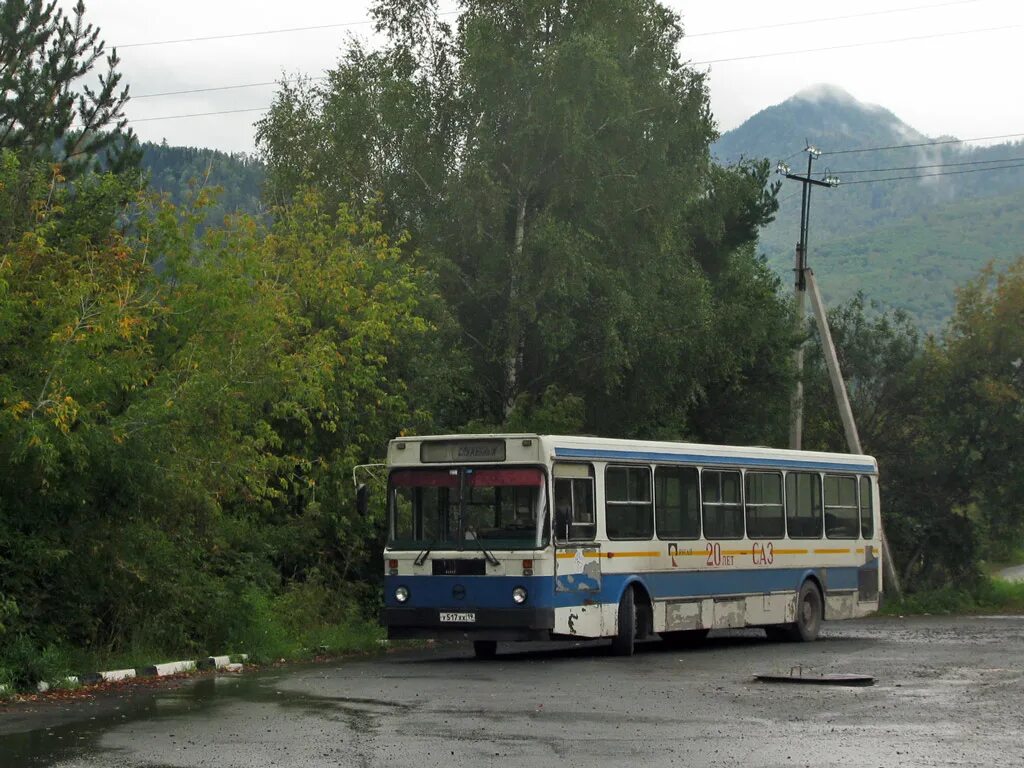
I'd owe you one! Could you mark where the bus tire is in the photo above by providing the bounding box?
[611,587,637,656]
[473,640,497,659]
[786,580,823,642]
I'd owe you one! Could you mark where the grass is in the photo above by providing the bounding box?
[0,579,387,695]
[879,577,1024,616]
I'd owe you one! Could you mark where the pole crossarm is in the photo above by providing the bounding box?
[783,173,836,188]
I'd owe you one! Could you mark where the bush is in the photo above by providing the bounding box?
[0,636,73,689]
[880,578,1024,615]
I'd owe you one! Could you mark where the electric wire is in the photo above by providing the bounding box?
[837,161,1024,185]
[127,106,271,123]
[691,23,1020,65]
[130,18,1020,102]
[688,0,982,38]
[830,156,1024,174]
[115,0,980,48]
[117,12,459,48]
[822,132,1024,156]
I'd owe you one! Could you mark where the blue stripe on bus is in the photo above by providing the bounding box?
[553,447,877,474]
[384,567,860,611]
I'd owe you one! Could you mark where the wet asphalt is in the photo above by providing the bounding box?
[1,616,1023,768]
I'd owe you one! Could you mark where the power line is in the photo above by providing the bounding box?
[127,106,270,124]
[838,161,1024,185]
[116,13,458,49]
[831,156,1024,174]
[691,23,1020,65]
[688,0,982,38]
[822,132,1024,156]
[116,0,981,49]
[134,81,282,99]
[129,18,1024,105]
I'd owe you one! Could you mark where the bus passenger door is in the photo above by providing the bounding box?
[552,468,601,593]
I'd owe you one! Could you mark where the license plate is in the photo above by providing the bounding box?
[439,611,476,623]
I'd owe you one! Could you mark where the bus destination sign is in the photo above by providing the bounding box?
[421,440,507,463]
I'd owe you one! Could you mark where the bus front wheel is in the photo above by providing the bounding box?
[611,588,637,656]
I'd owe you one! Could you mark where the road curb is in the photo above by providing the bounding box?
[18,652,250,696]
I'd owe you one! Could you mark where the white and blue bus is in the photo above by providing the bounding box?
[379,434,881,658]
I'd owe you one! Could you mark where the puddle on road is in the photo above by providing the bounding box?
[0,666,394,767]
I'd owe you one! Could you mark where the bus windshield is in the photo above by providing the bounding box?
[388,467,548,550]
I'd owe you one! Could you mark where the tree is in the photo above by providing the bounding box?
[0,149,445,663]
[257,0,786,438]
[937,259,1024,561]
[0,0,136,175]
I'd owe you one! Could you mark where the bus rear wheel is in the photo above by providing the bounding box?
[473,640,497,659]
[611,588,637,656]
[777,581,823,642]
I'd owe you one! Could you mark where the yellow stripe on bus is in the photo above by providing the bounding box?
[556,546,853,558]
[604,551,661,559]
[555,551,660,559]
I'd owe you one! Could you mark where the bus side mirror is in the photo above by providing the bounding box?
[356,484,369,517]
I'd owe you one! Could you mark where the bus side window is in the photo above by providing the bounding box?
[824,474,859,539]
[555,477,595,542]
[785,472,822,539]
[655,465,700,540]
[859,476,874,539]
[701,469,743,539]
[745,472,785,539]
[605,466,653,540]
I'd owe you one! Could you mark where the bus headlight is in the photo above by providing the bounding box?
[512,586,528,605]
[395,586,410,604]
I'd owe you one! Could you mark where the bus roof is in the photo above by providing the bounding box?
[388,434,878,475]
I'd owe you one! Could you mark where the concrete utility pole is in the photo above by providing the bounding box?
[779,149,903,598]
[780,146,836,451]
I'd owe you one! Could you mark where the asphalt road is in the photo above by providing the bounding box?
[2,616,1023,768]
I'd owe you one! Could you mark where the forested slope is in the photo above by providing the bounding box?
[140,141,265,225]
[715,85,1024,329]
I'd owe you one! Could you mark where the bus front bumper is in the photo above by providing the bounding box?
[381,607,555,641]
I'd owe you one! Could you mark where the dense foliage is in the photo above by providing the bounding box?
[801,270,1024,586]
[0,150,445,681]
[256,0,790,440]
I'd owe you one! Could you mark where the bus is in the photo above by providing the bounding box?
[377,434,881,658]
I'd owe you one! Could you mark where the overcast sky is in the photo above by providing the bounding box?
[76,0,1022,154]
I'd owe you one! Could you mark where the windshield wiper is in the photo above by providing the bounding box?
[414,538,437,566]
[467,534,499,567]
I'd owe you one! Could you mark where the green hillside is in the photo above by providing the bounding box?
[140,141,265,225]
[714,85,1024,328]
[811,192,1024,329]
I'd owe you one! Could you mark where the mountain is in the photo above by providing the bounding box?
[714,85,1024,329]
